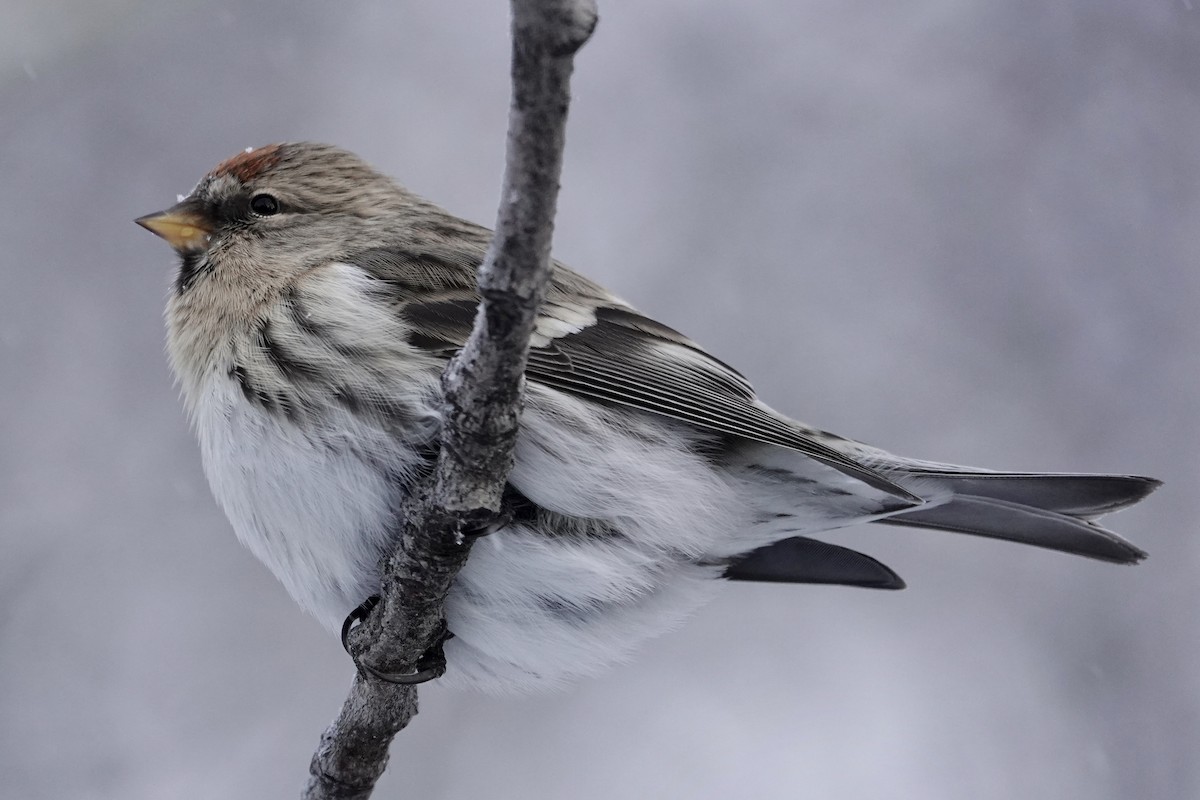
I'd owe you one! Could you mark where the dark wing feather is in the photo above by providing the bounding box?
[400,296,481,353]
[355,249,917,503]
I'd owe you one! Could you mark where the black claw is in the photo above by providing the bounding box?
[463,508,512,540]
[340,597,454,685]
[341,594,381,654]
[462,523,494,540]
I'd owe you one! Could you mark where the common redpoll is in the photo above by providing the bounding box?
[137,143,1156,692]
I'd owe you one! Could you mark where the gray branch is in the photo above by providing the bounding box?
[302,2,598,798]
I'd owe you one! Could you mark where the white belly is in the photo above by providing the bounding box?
[191,374,743,691]
[194,375,414,630]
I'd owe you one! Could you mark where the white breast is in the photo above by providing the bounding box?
[193,376,411,629]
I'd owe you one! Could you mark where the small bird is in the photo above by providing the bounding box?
[138,142,1157,692]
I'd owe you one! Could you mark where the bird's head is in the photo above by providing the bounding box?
[136,142,423,294]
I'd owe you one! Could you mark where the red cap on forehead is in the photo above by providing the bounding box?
[210,144,284,182]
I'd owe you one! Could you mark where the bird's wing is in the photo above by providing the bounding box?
[353,249,917,501]
[521,305,917,499]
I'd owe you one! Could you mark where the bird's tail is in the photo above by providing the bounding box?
[873,468,1157,564]
[722,453,1157,589]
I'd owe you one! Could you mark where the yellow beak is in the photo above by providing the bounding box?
[135,200,213,251]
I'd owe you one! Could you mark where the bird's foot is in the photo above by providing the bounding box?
[340,595,454,685]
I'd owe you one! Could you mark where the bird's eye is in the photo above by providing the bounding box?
[249,193,281,216]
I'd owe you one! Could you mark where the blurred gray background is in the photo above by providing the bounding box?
[1,1,1196,798]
